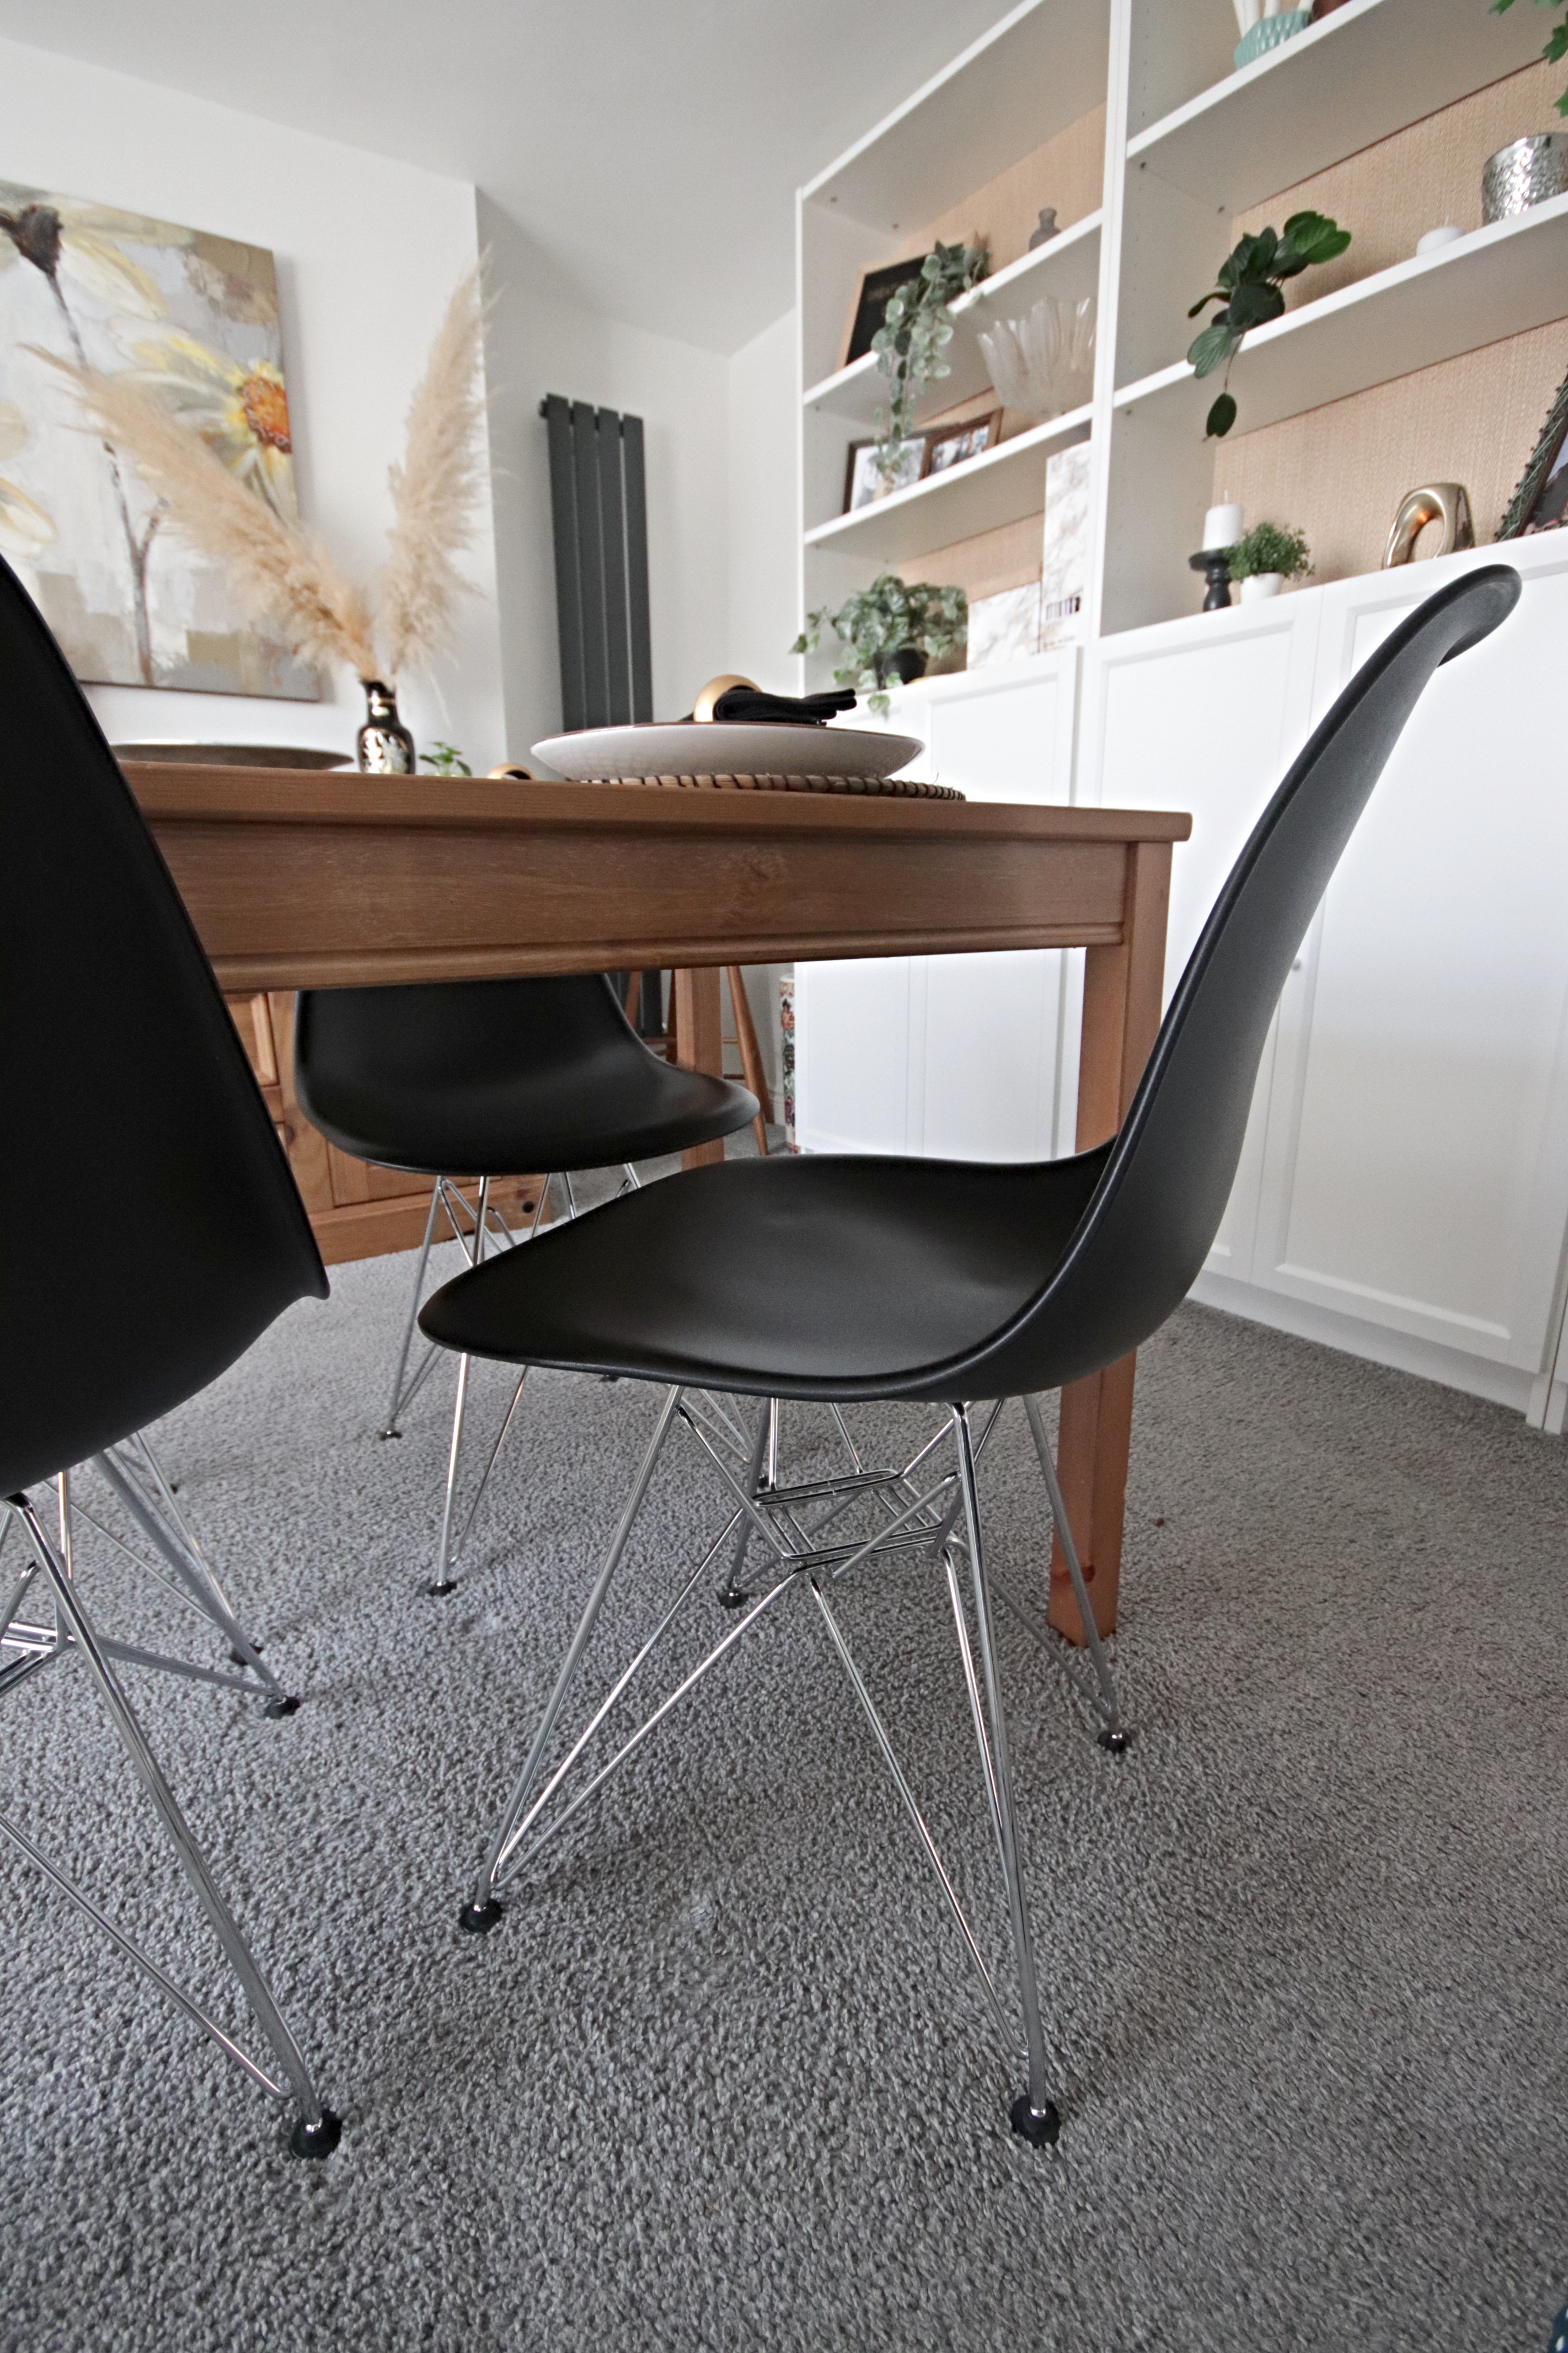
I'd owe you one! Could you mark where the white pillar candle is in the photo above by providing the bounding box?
[1203,501,1243,549]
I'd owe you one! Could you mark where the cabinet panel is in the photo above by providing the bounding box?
[1085,598,1321,1272]
[797,661,1077,1160]
[1253,553,1568,1369]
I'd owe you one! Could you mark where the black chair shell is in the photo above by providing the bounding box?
[418,566,1521,1403]
[0,554,327,1497]
[293,975,757,1176]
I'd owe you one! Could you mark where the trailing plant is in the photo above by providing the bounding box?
[1187,212,1350,438]
[871,239,989,488]
[1493,0,1568,115]
[1227,521,1313,581]
[421,741,472,775]
[792,572,967,714]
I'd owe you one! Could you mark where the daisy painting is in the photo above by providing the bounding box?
[0,180,316,698]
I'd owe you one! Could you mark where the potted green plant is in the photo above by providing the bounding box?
[792,573,967,714]
[1228,521,1313,601]
[1187,213,1350,437]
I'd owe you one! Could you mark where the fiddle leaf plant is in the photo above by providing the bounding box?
[1492,0,1568,114]
[792,573,967,715]
[1187,211,1351,438]
[870,239,989,489]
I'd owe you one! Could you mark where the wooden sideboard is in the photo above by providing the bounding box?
[223,988,543,1266]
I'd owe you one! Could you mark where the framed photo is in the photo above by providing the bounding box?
[1499,368,1568,539]
[844,435,926,511]
[921,410,1003,478]
[838,254,928,372]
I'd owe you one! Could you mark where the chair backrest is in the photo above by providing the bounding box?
[964,564,1521,1400]
[0,554,327,1497]
[293,973,679,1171]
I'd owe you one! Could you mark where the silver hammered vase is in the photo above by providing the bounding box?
[1482,135,1568,224]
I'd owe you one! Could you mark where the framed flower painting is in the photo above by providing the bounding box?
[0,181,316,697]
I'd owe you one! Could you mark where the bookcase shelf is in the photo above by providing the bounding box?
[798,0,1568,650]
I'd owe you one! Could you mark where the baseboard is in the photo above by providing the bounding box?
[1188,1268,1545,1421]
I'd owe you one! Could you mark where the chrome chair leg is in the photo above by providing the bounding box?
[380,1184,443,1438]
[459,1384,684,1932]
[717,1397,776,1608]
[1021,1395,1124,1749]
[429,1178,492,1597]
[1,1494,340,2156]
[954,1406,1060,2145]
[90,1450,296,1716]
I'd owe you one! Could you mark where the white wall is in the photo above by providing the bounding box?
[0,35,508,770]
[726,307,801,693]
[478,195,735,756]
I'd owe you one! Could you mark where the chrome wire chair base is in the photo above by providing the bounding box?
[456,1385,1122,2142]
[0,1492,339,2156]
[383,1166,641,1597]
[0,1438,298,1718]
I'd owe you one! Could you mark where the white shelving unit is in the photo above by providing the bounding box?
[796,0,1566,646]
[791,0,1568,1425]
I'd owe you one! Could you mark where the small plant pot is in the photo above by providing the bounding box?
[873,647,929,688]
[1239,572,1284,603]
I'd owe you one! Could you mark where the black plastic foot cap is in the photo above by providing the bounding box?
[290,2107,342,2160]
[716,1585,750,1610]
[426,1578,459,1597]
[1009,2091,1061,2146]
[458,1897,504,1936]
[1097,1726,1130,1754]
[230,1640,265,1665]
[377,1427,401,1442]
[263,1694,302,1720]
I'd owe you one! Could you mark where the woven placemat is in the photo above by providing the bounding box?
[581,771,963,799]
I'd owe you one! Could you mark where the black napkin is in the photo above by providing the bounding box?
[681,686,858,726]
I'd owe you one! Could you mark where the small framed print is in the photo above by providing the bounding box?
[838,254,929,372]
[921,410,1003,479]
[1499,368,1568,539]
[844,435,926,511]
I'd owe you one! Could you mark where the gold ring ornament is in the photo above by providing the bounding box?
[1382,483,1475,568]
[691,674,756,722]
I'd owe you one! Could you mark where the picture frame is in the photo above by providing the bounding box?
[838,253,929,372]
[844,435,926,512]
[921,410,1004,478]
[1498,367,1568,539]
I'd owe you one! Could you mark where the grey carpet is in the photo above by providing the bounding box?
[3,1221,1566,2351]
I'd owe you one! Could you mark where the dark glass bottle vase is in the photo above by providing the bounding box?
[872,647,929,689]
[356,679,415,774]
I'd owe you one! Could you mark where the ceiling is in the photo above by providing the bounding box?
[0,0,1016,352]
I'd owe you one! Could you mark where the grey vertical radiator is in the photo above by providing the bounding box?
[540,394,662,1030]
[540,395,653,732]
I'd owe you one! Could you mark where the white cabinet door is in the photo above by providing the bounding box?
[796,657,1077,1159]
[1249,549,1568,1376]
[1082,597,1321,1273]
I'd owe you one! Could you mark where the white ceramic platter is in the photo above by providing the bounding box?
[531,722,924,782]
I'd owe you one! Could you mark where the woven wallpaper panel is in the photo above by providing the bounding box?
[907,105,1106,275]
[1215,55,1568,572]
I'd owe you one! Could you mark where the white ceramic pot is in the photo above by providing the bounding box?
[1239,571,1284,603]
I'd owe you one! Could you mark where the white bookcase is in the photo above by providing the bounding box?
[795,0,1550,638]
[792,0,1568,1425]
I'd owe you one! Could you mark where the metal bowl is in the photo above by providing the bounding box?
[1482,135,1568,225]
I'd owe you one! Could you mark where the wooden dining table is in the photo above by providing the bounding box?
[128,763,1190,1646]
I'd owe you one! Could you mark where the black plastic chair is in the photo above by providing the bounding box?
[0,551,341,2157]
[418,565,1521,2146]
[293,975,757,1591]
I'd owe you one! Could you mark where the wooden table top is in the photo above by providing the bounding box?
[127,763,1193,995]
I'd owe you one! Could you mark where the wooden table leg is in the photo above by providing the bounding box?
[674,967,727,1168]
[1050,839,1173,1643]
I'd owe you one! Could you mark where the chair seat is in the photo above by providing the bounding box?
[418,1151,1106,1402]
[299,1050,756,1177]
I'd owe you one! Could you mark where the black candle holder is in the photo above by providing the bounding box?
[1189,547,1237,612]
